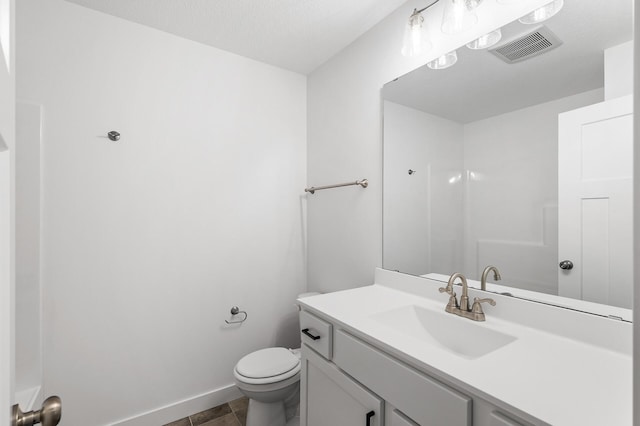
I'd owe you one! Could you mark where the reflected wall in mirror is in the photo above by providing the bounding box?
[382,0,633,313]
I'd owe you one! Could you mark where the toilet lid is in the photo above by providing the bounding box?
[235,347,300,379]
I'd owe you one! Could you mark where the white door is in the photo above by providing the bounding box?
[558,95,633,308]
[1,0,15,423]
[0,138,12,426]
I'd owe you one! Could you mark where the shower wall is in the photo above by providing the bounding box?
[17,1,307,425]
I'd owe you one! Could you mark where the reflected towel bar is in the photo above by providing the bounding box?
[305,179,368,194]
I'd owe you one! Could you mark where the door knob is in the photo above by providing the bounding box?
[12,396,62,426]
[559,260,574,270]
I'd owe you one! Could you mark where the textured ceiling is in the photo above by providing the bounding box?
[383,0,633,123]
[63,0,408,74]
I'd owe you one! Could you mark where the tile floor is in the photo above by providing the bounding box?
[163,397,248,426]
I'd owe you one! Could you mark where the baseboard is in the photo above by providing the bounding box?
[111,384,243,426]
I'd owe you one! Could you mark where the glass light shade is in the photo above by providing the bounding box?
[427,51,458,70]
[401,11,431,57]
[441,0,478,35]
[519,0,564,24]
[465,0,484,10]
[466,28,502,50]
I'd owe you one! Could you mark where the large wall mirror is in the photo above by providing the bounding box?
[382,0,633,318]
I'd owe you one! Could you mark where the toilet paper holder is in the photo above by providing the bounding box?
[225,306,248,324]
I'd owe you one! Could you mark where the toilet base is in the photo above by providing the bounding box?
[244,386,299,426]
[246,399,286,426]
[286,416,300,426]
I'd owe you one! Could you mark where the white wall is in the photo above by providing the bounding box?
[307,0,550,293]
[463,89,603,293]
[17,1,307,425]
[383,101,463,276]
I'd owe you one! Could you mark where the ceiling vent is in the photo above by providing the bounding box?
[489,26,563,64]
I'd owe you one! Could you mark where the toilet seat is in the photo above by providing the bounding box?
[234,347,301,385]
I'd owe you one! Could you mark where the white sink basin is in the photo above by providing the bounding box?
[370,305,517,359]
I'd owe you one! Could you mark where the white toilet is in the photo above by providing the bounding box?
[234,347,301,426]
[233,293,319,426]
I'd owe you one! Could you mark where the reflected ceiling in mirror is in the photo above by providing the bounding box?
[382,0,633,318]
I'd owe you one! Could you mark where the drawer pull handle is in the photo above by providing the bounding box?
[301,328,321,340]
[366,410,375,426]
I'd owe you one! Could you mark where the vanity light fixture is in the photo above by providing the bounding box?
[441,0,479,35]
[401,1,439,57]
[402,8,426,57]
[518,0,564,24]
[402,0,485,56]
[466,28,502,49]
[427,50,458,69]
[403,0,562,66]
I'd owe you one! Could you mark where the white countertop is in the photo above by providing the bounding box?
[299,269,632,426]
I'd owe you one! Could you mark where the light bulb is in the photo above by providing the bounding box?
[466,28,502,50]
[427,51,458,70]
[402,10,429,57]
[442,0,478,35]
[519,0,564,24]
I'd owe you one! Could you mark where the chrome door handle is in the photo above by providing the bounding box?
[12,396,62,426]
[559,260,574,270]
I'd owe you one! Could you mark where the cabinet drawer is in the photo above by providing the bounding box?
[389,409,419,426]
[334,329,472,426]
[300,310,333,360]
[490,411,525,426]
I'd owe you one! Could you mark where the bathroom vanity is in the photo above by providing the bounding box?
[298,269,632,426]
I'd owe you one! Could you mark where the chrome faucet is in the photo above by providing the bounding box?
[480,265,501,291]
[439,272,495,322]
[438,273,464,314]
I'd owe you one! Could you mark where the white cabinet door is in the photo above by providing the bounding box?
[388,408,419,426]
[558,95,633,308]
[301,345,383,426]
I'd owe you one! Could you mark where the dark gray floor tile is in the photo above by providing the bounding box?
[228,397,248,413]
[190,403,232,425]
[233,406,246,426]
[228,397,248,425]
[163,417,191,426]
[200,413,241,426]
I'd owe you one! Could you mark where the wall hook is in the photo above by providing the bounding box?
[225,306,248,324]
[408,169,416,175]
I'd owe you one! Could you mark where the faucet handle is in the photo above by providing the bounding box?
[466,297,496,321]
[439,288,459,314]
[471,297,496,313]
